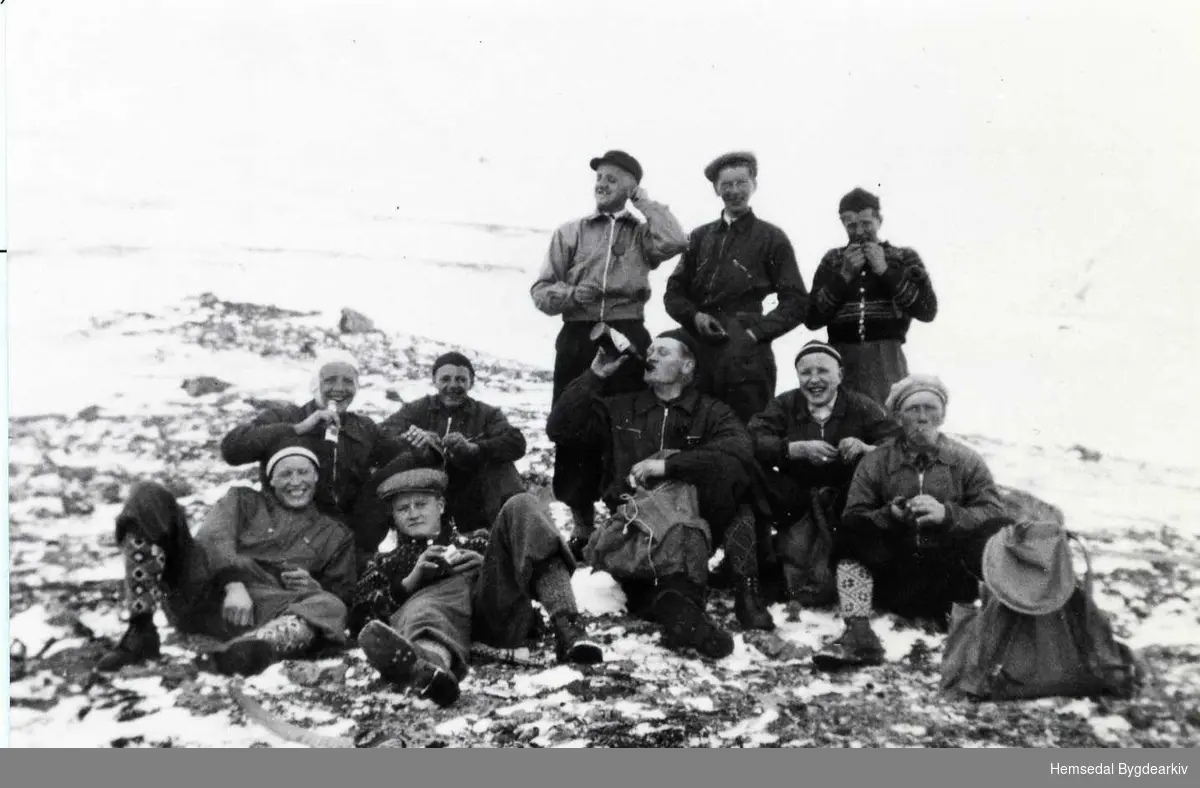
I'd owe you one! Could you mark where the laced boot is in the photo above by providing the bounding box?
[96,616,161,672]
[813,617,885,671]
[651,589,734,660]
[734,576,776,631]
[410,659,461,708]
[551,612,603,665]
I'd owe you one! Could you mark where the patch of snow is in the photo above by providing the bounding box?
[512,665,582,697]
[552,738,591,748]
[9,606,69,655]
[613,700,667,720]
[791,674,871,701]
[435,716,472,736]
[1128,600,1200,650]
[1059,699,1098,718]
[719,709,779,740]
[1090,714,1132,743]
[683,696,715,712]
[571,569,626,617]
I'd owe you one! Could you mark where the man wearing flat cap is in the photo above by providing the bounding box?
[531,150,689,554]
[813,373,1006,670]
[747,340,900,603]
[548,328,775,656]
[361,351,527,554]
[664,151,809,424]
[350,463,601,707]
[804,187,938,407]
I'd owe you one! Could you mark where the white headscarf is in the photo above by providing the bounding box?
[310,349,361,408]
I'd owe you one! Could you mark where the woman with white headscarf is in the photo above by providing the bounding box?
[97,442,356,675]
[221,349,406,569]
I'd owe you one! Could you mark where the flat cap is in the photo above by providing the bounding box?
[704,151,758,183]
[377,468,449,500]
[590,150,643,183]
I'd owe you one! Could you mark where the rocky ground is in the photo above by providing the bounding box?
[8,293,1200,748]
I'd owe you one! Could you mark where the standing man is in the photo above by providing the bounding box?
[804,188,938,406]
[664,151,809,424]
[531,150,688,555]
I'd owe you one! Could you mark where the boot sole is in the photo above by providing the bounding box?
[212,639,275,677]
[566,640,604,665]
[359,621,420,686]
[416,666,461,708]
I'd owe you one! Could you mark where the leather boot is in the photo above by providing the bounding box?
[734,576,776,631]
[551,612,603,665]
[359,621,460,707]
[96,616,161,672]
[651,588,734,660]
[813,617,885,671]
[211,615,315,677]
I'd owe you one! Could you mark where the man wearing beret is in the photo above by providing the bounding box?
[664,151,809,424]
[547,328,775,656]
[804,188,938,406]
[350,465,601,707]
[531,150,689,555]
[365,351,527,540]
[815,374,1005,670]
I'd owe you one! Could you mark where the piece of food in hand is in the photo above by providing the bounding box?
[443,544,459,563]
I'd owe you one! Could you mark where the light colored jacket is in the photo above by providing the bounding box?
[530,197,688,322]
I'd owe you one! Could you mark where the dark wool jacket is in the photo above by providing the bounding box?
[379,395,527,469]
[545,370,754,509]
[664,209,809,343]
[804,241,937,344]
[347,527,489,638]
[748,387,901,493]
[220,400,405,522]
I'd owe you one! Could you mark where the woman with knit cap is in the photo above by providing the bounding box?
[813,374,1007,670]
[221,349,405,570]
[96,443,356,676]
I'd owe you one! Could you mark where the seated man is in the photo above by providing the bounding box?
[546,329,773,660]
[814,374,1007,670]
[97,444,356,676]
[747,340,899,600]
[356,351,527,553]
[349,466,601,708]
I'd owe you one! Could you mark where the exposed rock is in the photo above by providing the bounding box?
[339,308,376,334]
[181,376,234,397]
[76,405,102,422]
[385,388,403,403]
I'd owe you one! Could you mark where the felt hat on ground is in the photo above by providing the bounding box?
[982,520,1077,616]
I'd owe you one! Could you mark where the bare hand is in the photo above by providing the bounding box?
[294,408,337,436]
[838,437,872,462]
[404,544,452,591]
[841,245,867,280]
[788,440,839,463]
[863,243,888,275]
[889,496,909,521]
[403,426,444,452]
[628,458,667,486]
[693,312,726,340]
[280,567,321,593]
[222,582,255,628]
[443,432,480,464]
[590,348,629,379]
[447,548,484,574]
[574,283,603,306]
[906,494,947,526]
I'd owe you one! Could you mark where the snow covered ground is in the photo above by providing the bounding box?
[6,0,1200,748]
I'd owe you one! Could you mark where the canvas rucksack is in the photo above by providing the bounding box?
[941,523,1141,701]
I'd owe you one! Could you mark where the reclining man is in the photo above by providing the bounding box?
[814,374,1006,670]
[353,351,528,559]
[349,464,601,707]
[546,329,774,660]
[97,443,356,676]
[747,340,899,603]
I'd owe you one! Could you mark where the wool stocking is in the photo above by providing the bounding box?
[122,534,167,620]
[533,558,578,619]
[836,560,874,619]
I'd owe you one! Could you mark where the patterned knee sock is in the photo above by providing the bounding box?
[533,559,578,619]
[723,505,759,580]
[252,615,316,657]
[836,561,873,619]
[122,535,167,620]
[415,639,452,671]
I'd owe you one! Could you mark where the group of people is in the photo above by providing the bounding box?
[93,147,1008,710]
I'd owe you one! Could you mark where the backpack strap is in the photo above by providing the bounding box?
[1066,530,1093,598]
